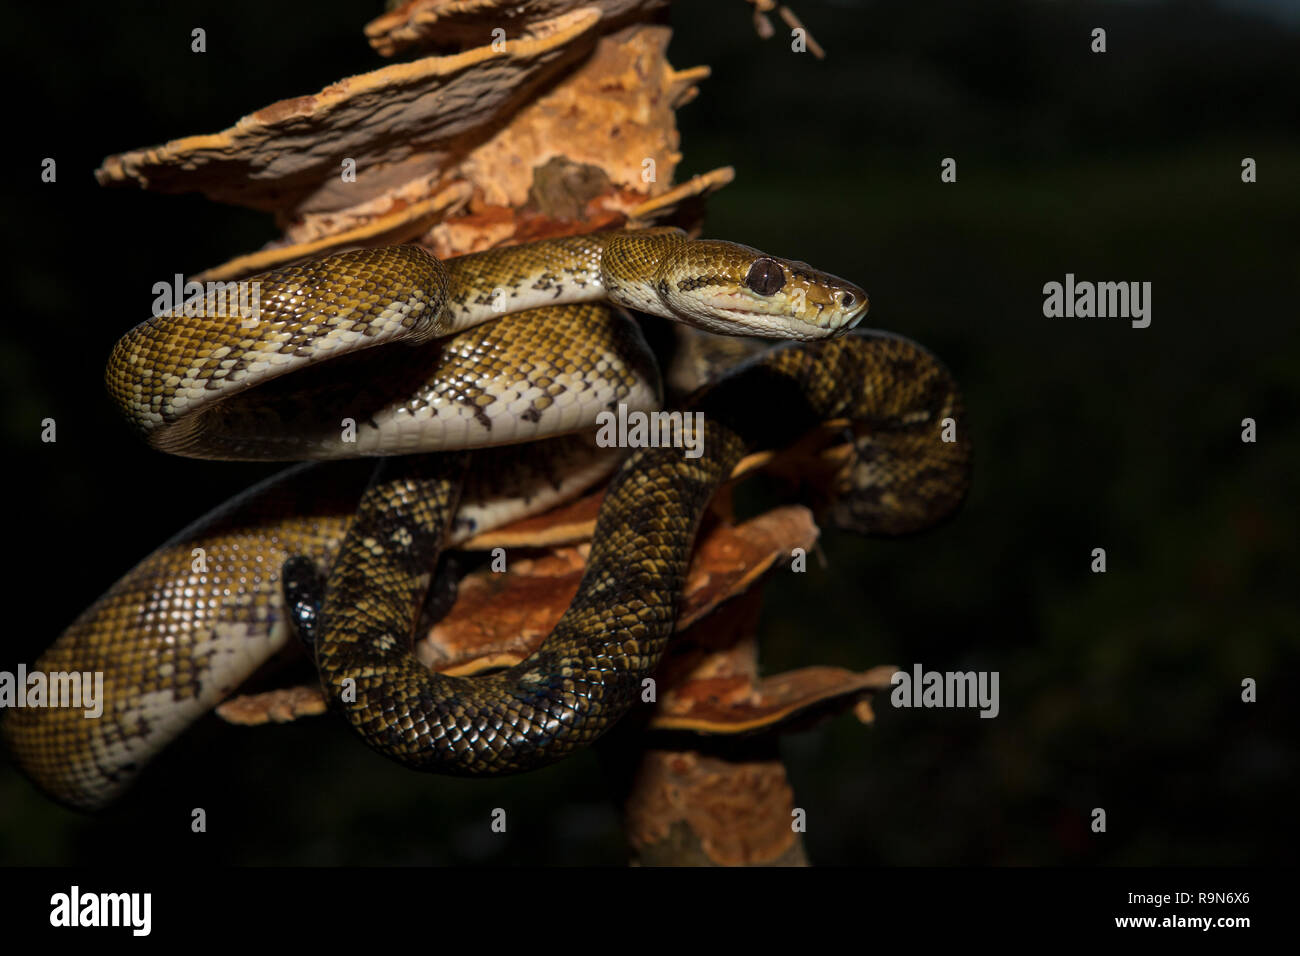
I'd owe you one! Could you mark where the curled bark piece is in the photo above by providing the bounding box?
[96,9,604,218]
[216,686,328,725]
[104,17,723,283]
[653,665,898,734]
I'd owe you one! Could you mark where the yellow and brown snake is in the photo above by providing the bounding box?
[3,229,970,809]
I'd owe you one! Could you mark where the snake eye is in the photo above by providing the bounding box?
[744,258,785,296]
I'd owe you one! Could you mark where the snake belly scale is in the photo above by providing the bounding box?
[2,229,971,807]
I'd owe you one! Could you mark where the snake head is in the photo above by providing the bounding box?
[659,240,869,340]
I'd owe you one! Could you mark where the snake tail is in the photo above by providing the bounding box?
[310,331,972,774]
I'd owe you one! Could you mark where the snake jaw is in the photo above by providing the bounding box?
[771,257,870,335]
[654,240,868,339]
[662,282,869,340]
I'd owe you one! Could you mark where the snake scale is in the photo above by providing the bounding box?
[3,228,971,809]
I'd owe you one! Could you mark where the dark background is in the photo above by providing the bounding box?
[1,0,1296,865]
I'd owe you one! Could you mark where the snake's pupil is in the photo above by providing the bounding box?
[745,258,785,296]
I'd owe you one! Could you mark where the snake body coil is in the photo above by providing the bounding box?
[105,229,866,461]
[305,333,969,773]
[2,230,971,808]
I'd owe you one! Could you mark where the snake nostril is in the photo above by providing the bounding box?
[840,292,856,309]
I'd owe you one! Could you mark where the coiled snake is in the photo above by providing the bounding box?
[3,228,971,808]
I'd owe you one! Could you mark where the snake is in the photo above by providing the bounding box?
[3,228,971,809]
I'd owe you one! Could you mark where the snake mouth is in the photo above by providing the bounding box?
[701,294,863,340]
[841,303,871,331]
